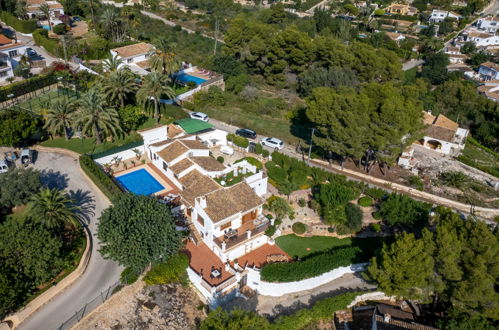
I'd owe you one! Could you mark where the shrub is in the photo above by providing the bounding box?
[52,24,66,35]
[440,171,467,189]
[0,74,56,102]
[254,143,263,155]
[327,227,334,233]
[292,222,307,235]
[261,246,361,282]
[216,156,224,163]
[407,175,424,191]
[372,211,382,220]
[365,187,386,200]
[262,149,270,158]
[358,196,374,207]
[143,253,189,286]
[370,223,381,232]
[233,135,249,148]
[120,267,140,284]
[265,225,277,237]
[0,11,37,33]
[32,29,60,56]
[298,198,307,207]
[344,203,363,232]
[79,155,123,200]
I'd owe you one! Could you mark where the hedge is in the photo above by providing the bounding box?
[32,29,60,56]
[144,253,189,285]
[79,154,123,200]
[0,11,37,33]
[260,246,363,282]
[0,74,56,102]
[235,156,263,170]
[271,291,363,330]
[227,133,249,148]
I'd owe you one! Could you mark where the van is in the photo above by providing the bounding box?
[0,160,9,174]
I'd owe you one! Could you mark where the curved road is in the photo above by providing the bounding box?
[19,152,122,330]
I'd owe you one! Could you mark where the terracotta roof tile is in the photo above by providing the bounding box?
[179,170,220,206]
[236,243,291,268]
[179,139,208,150]
[190,156,226,172]
[167,124,184,139]
[423,112,436,125]
[185,240,235,286]
[203,182,263,223]
[170,158,195,175]
[156,140,189,163]
[434,114,458,131]
[112,42,153,59]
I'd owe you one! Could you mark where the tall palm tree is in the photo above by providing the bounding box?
[102,53,124,73]
[44,99,75,140]
[148,38,181,75]
[100,9,126,43]
[39,3,51,30]
[74,88,122,144]
[100,68,137,108]
[29,188,80,229]
[137,72,175,123]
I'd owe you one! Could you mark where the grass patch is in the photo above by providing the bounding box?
[457,140,499,178]
[276,234,355,258]
[41,133,142,155]
[16,89,78,113]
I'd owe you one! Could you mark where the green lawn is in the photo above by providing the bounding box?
[16,89,78,113]
[276,234,387,259]
[276,234,355,258]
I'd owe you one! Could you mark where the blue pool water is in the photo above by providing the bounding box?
[42,25,51,30]
[174,72,207,86]
[116,169,165,195]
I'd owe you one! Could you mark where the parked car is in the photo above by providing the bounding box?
[26,48,37,57]
[261,137,284,150]
[20,149,33,167]
[220,145,234,156]
[0,159,8,174]
[235,128,257,139]
[190,112,209,122]
[72,16,82,21]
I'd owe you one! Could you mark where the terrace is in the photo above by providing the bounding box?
[213,216,270,251]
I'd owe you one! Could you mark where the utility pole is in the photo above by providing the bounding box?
[213,16,219,55]
[61,34,68,67]
[307,127,315,165]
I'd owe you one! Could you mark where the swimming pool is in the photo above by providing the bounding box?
[174,72,207,86]
[116,168,165,195]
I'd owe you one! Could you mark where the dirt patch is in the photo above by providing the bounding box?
[74,281,205,330]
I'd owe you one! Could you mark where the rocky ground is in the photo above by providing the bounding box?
[74,281,206,330]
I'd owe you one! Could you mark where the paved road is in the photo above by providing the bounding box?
[18,152,122,330]
[402,59,424,71]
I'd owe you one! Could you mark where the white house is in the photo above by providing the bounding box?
[444,46,468,63]
[26,0,65,20]
[137,122,288,304]
[110,42,154,75]
[478,62,499,81]
[477,80,499,101]
[418,112,469,156]
[464,31,499,47]
[429,10,461,23]
[475,16,499,34]
[0,34,27,84]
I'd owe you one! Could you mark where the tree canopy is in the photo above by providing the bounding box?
[0,109,43,147]
[0,168,42,209]
[97,193,183,271]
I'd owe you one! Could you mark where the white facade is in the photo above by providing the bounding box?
[429,10,460,23]
[0,39,27,84]
[475,16,499,33]
[478,63,499,80]
[109,43,153,75]
[27,1,65,19]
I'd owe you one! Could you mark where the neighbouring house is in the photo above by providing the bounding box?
[444,46,468,63]
[464,31,499,47]
[0,34,27,84]
[386,3,418,16]
[447,63,474,75]
[418,111,469,155]
[136,122,288,304]
[477,80,499,101]
[478,61,499,81]
[110,42,154,75]
[385,32,406,44]
[397,147,417,170]
[429,10,461,23]
[475,16,499,34]
[26,0,65,20]
[348,303,437,330]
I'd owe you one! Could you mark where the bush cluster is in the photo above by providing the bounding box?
[33,29,61,57]
[227,133,249,148]
[0,74,56,102]
[358,196,374,207]
[235,156,263,169]
[292,222,307,235]
[0,11,37,33]
[216,156,224,163]
[261,246,362,282]
[79,155,122,200]
[120,267,140,284]
[143,253,189,286]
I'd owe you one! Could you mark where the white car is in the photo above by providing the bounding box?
[189,112,209,122]
[261,137,284,150]
[0,160,9,174]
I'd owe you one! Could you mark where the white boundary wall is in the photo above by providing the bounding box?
[93,145,146,165]
[246,263,369,297]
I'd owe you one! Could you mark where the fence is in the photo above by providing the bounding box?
[57,280,122,330]
[1,87,79,112]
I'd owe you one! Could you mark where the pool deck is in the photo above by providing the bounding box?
[114,164,179,197]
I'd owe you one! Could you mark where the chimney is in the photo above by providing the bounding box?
[221,241,226,251]
[199,196,207,209]
[246,229,251,239]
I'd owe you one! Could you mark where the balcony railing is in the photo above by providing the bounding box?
[214,217,270,251]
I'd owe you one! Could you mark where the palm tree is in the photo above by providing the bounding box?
[74,88,122,144]
[100,9,126,42]
[29,188,80,229]
[148,38,181,75]
[102,53,124,73]
[100,68,137,108]
[137,72,175,123]
[44,99,75,140]
[39,3,51,30]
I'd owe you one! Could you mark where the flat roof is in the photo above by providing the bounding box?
[175,118,213,134]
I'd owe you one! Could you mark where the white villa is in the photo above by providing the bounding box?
[26,0,64,19]
[132,122,288,303]
[419,112,469,155]
[110,42,154,75]
[475,16,499,34]
[464,31,499,47]
[478,62,499,81]
[429,10,461,23]
[0,34,26,84]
